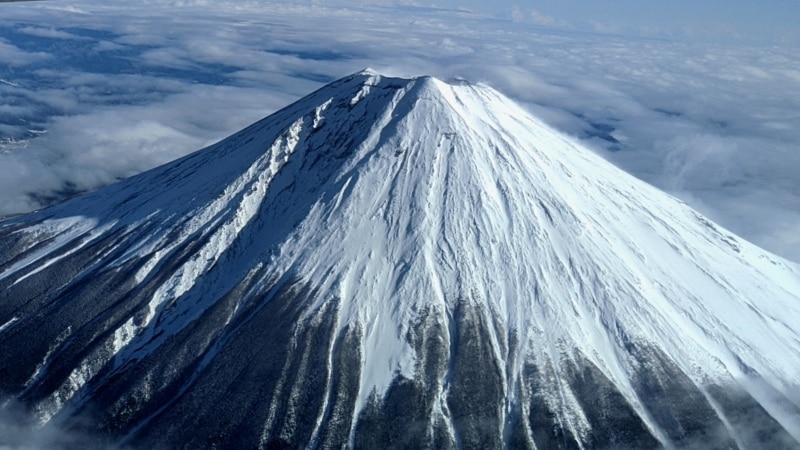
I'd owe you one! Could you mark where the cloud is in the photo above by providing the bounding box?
[0,81,295,213]
[0,398,123,450]
[0,0,799,266]
[512,6,568,28]
[529,8,570,28]
[0,39,51,66]
[18,26,87,40]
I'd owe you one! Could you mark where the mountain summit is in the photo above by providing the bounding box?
[1,70,799,449]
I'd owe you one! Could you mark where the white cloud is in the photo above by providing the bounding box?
[0,39,51,66]
[0,398,115,450]
[529,8,568,28]
[18,26,87,40]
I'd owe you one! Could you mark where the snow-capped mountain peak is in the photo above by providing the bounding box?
[1,70,799,449]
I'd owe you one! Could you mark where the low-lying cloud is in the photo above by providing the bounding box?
[0,398,119,450]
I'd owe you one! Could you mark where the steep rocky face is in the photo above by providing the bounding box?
[1,70,799,448]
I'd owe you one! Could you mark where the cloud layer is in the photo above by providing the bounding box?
[0,0,799,262]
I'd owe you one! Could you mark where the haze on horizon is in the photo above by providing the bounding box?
[410,0,799,44]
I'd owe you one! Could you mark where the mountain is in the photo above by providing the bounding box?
[1,69,799,449]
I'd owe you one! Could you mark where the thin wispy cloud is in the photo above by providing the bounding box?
[0,0,799,262]
[18,25,88,40]
[0,38,51,66]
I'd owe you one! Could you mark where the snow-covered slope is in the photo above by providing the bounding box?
[1,70,799,449]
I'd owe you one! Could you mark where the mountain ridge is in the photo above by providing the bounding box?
[1,70,799,448]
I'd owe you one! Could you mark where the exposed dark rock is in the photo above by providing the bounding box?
[629,343,737,449]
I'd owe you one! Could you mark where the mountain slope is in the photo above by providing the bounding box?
[1,70,799,449]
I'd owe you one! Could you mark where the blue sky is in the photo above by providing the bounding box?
[0,0,799,262]
[406,0,800,43]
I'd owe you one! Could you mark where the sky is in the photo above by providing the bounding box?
[0,0,799,266]
[443,0,800,44]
